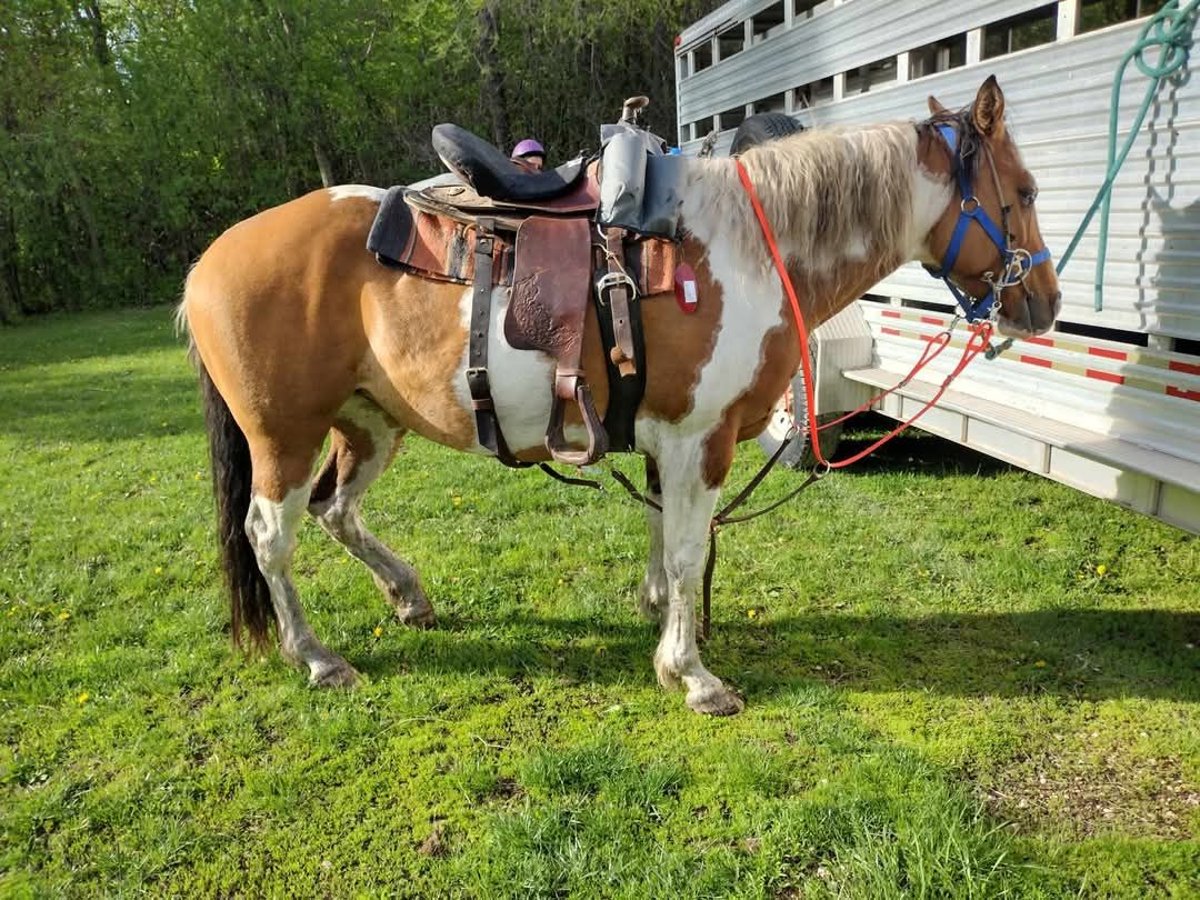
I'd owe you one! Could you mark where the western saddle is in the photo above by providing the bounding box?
[366,98,683,468]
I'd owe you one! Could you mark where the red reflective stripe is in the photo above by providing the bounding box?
[1027,336,1054,347]
[1169,360,1200,376]
[882,309,901,319]
[1020,355,1052,368]
[1086,368,1124,384]
[1167,386,1200,402]
[881,326,901,336]
[1088,346,1127,361]
[920,315,943,326]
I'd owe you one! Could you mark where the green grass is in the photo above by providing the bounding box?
[1,308,1197,898]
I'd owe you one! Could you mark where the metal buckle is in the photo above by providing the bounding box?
[595,271,638,306]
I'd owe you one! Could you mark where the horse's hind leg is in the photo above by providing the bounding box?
[245,445,360,687]
[308,395,435,627]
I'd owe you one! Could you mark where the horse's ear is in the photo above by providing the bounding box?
[972,75,1006,139]
[927,95,948,116]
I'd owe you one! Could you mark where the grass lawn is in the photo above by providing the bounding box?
[1,308,1197,898]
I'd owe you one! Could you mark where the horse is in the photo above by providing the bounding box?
[179,76,1060,715]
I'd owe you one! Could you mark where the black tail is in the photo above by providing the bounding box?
[199,362,273,648]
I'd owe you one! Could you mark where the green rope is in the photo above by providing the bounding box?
[1053,0,1198,311]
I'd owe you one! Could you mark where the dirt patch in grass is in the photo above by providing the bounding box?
[982,751,1200,839]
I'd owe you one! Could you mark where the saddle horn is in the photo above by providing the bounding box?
[620,95,650,125]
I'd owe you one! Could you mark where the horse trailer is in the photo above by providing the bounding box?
[675,0,1200,534]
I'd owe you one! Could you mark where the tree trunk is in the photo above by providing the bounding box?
[312,139,335,187]
[83,1,112,67]
[475,0,510,150]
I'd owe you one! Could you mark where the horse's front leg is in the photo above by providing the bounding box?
[637,455,668,622]
[654,438,743,716]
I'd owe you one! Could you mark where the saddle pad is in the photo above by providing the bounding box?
[366,187,677,295]
[366,187,511,285]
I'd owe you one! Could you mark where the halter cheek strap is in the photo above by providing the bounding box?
[925,123,1052,323]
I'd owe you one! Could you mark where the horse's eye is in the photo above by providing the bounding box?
[1019,187,1038,208]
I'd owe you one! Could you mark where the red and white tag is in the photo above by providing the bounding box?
[674,263,698,314]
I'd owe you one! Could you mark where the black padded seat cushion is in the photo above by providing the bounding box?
[431,124,585,203]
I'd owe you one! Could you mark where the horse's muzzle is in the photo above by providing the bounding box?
[998,290,1061,338]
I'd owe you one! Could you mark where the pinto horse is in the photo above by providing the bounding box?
[181,77,1060,715]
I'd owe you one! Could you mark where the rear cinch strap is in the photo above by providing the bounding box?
[465,220,523,468]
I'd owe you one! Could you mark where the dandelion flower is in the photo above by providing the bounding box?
[154,566,163,575]
[77,692,90,704]
[1034,660,1047,668]
[373,626,383,638]
[748,608,758,619]
[57,611,70,621]
[1096,564,1107,576]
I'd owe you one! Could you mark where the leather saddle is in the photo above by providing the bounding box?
[367,123,678,468]
[431,124,587,204]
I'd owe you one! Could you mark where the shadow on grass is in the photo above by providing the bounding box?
[0,308,184,372]
[821,414,1016,478]
[0,370,203,442]
[355,608,1200,703]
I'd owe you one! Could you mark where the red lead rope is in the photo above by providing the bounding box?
[734,160,995,469]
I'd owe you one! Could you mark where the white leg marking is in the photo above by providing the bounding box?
[650,438,743,716]
[310,396,435,627]
[246,486,358,687]
[638,462,667,622]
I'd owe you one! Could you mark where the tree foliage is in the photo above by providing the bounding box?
[0,0,719,321]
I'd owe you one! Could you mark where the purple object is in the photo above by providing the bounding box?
[511,138,545,159]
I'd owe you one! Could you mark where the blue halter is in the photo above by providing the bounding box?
[925,123,1052,323]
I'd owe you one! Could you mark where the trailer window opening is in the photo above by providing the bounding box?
[900,297,956,314]
[753,91,789,115]
[693,41,713,73]
[1175,337,1200,357]
[752,2,787,44]
[794,75,835,108]
[909,33,967,79]
[717,24,744,62]
[1079,0,1167,34]
[983,5,1057,59]
[719,106,747,130]
[1054,320,1150,347]
[794,0,831,20]
[845,56,898,95]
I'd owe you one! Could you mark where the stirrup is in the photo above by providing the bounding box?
[545,382,609,467]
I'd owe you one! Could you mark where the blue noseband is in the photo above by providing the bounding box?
[925,123,1051,323]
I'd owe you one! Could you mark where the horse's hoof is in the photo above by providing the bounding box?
[309,659,360,688]
[686,687,744,716]
[396,603,437,629]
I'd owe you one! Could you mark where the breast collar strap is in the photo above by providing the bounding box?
[925,122,1051,323]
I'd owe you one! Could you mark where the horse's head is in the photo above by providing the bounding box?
[921,76,1060,338]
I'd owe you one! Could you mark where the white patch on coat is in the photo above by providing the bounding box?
[912,167,954,264]
[452,285,562,454]
[327,184,387,203]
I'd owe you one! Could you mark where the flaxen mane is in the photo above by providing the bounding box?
[685,122,926,280]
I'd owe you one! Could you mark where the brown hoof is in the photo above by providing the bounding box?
[396,603,437,629]
[686,687,744,716]
[309,659,360,688]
